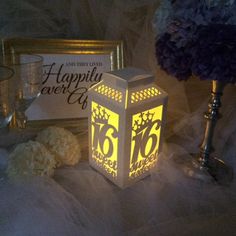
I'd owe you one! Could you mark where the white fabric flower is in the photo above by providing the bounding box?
[36,126,81,167]
[7,141,56,179]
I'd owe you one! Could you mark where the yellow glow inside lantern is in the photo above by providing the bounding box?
[91,101,119,178]
[129,105,163,179]
[131,87,161,104]
[94,84,123,103]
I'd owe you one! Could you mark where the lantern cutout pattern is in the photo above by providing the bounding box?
[88,67,168,188]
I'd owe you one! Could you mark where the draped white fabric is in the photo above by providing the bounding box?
[0,0,236,235]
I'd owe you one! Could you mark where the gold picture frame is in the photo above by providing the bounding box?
[2,38,124,129]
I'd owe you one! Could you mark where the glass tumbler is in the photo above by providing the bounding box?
[0,65,15,131]
[1,54,43,129]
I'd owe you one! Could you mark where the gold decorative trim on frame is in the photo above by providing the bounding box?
[3,39,124,70]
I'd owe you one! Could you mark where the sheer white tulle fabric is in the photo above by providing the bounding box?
[0,0,236,235]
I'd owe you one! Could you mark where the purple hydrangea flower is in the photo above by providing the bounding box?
[166,20,198,48]
[192,24,236,83]
[155,33,193,80]
[154,0,236,83]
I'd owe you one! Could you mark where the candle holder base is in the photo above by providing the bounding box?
[174,154,233,185]
[207,157,233,184]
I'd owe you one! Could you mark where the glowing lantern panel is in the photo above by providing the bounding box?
[88,68,168,188]
[130,105,163,179]
[91,102,119,178]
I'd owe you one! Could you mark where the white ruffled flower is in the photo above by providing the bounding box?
[36,126,81,167]
[7,141,56,179]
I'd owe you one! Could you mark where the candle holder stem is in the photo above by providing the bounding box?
[197,80,233,183]
[198,80,225,167]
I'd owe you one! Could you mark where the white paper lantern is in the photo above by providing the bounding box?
[88,67,168,188]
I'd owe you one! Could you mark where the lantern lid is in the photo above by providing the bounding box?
[90,67,167,109]
[102,67,154,89]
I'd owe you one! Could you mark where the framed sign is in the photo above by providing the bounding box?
[3,38,124,127]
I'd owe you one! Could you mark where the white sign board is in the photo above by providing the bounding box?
[26,54,111,120]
